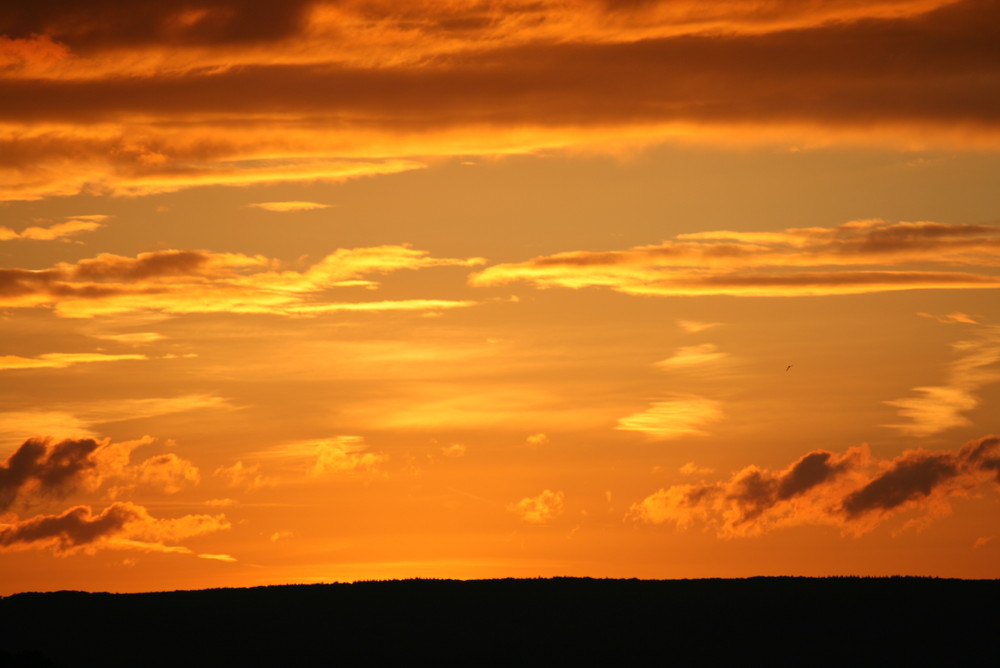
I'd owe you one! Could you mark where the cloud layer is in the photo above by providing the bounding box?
[472,220,1000,297]
[1,245,483,317]
[2,0,999,200]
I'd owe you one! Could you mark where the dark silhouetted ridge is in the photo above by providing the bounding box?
[1,577,996,667]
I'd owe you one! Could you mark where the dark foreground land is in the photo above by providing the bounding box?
[1,577,997,667]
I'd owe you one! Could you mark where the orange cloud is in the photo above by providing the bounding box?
[0,435,204,509]
[630,435,1000,537]
[0,215,106,241]
[0,501,230,555]
[0,245,484,318]
[248,201,333,212]
[0,352,146,371]
[306,437,386,478]
[508,489,565,524]
[472,221,1000,297]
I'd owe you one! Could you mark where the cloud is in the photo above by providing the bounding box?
[472,220,1000,298]
[306,437,386,478]
[655,344,728,368]
[0,352,147,371]
[616,397,723,439]
[2,1,999,201]
[508,489,565,524]
[248,201,333,212]
[247,436,387,479]
[885,324,1000,435]
[525,433,549,447]
[677,320,721,333]
[0,501,229,555]
[0,215,107,241]
[0,245,484,318]
[630,435,1000,537]
[133,453,201,494]
[917,311,980,325]
[440,443,467,458]
[0,437,104,511]
[213,461,271,492]
[679,461,715,476]
[0,435,203,509]
[0,394,230,447]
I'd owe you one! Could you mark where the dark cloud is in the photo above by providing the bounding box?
[632,435,1000,536]
[72,251,212,281]
[0,502,140,550]
[1,1,998,129]
[841,452,960,518]
[0,0,315,49]
[727,450,855,526]
[0,437,102,511]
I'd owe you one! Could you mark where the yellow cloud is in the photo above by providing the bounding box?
[616,397,723,439]
[472,221,1000,298]
[0,352,147,371]
[1,245,485,318]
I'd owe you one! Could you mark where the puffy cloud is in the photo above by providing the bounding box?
[508,489,565,524]
[885,324,1000,436]
[472,221,1000,298]
[133,453,201,494]
[679,461,715,476]
[248,201,333,212]
[440,443,467,458]
[306,437,386,477]
[0,501,229,555]
[0,245,484,318]
[0,215,106,241]
[0,435,202,508]
[630,435,1000,536]
[213,461,271,492]
[0,437,103,511]
[2,1,999,201]
[616,397,722,439]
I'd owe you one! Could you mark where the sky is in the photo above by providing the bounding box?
[1,0,999,594]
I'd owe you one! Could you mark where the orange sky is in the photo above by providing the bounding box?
[1,0,999,594]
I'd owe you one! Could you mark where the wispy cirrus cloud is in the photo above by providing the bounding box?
[630,435,1000,537]
[248,201,333,212]
[472,220,1000,298]
[0,352,146,371]
[0,215,107,241]
[238,435,387,481]
[0,245,484,318]
[885,320,1000,436]
[616,397,723,439]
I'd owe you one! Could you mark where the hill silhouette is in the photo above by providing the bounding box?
[1,577,996,667]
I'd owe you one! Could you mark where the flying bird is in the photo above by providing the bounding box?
[786,364,793,372]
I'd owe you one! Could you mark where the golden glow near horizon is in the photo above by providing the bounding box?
[1,0,999,593]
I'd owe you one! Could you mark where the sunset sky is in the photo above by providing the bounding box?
[2,0,999,594]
